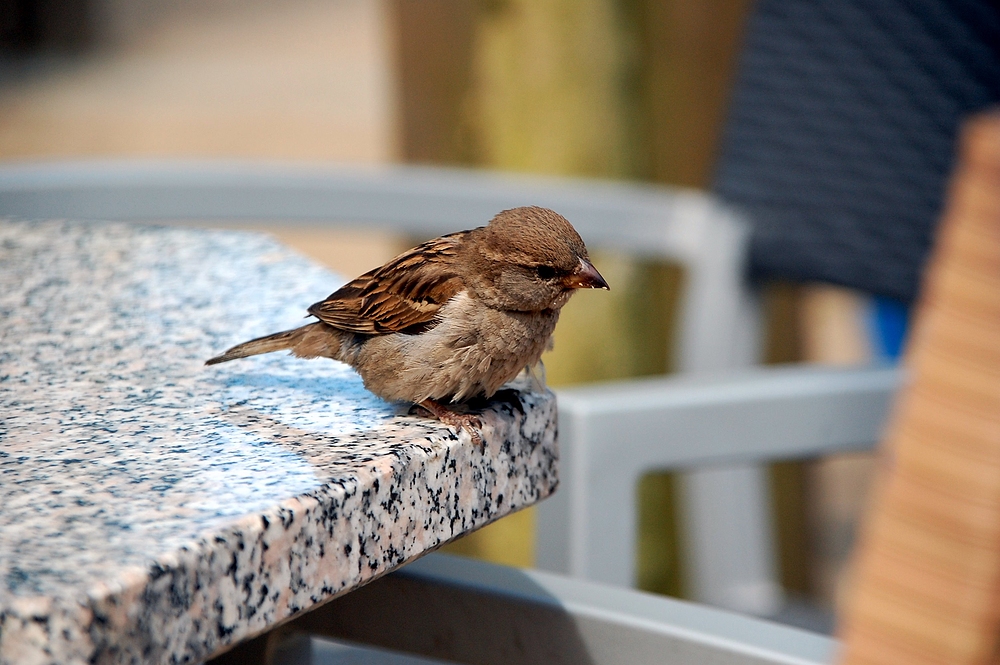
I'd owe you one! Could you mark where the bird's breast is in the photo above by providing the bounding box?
[352,291,559,403]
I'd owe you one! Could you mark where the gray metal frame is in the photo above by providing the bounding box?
[222,553,836,665]
[537,364,900,592]
[1,160,865,615]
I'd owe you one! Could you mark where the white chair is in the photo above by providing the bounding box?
[0,159,841,614]
[538,363,899,608]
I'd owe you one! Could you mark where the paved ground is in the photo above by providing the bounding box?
[0,0,396,163]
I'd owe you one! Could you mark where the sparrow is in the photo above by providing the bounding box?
[206,206,609,440]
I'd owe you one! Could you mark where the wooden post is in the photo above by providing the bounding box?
[839,112,1000,664]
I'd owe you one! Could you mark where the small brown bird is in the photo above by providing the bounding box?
[206,206,609,439]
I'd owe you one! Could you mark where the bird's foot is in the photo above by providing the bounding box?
[414,399,484,445]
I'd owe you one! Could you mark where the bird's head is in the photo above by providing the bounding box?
[463,206,609,311]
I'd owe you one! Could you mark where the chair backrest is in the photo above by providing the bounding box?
[0,159,761,372]
[698,0,999,618]
[714,0,1000,303]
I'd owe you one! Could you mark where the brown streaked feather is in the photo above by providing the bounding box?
[307,231,469,335]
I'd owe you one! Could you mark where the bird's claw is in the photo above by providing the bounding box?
[437,412,484,445]
[414,400,484,445]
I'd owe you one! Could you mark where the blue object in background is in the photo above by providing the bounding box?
[869,296,910,361]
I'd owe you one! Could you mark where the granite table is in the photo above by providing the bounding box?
[0,220,558,665]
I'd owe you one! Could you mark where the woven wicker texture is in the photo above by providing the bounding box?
[714,0,1000,302]
[838,113,1000,664]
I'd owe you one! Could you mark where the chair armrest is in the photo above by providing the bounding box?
[270,553,837,665]
[536,364,901,582]
[555,363,901,469]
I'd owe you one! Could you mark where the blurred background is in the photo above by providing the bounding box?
[5,0,996,630]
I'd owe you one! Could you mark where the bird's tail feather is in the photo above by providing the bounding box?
[205,325,312,366]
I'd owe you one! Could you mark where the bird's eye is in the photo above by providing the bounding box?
[535,265,557,280]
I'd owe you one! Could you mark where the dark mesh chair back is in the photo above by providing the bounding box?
[714,0,1000,303]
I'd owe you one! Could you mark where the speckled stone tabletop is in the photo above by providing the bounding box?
[0,221,558,665]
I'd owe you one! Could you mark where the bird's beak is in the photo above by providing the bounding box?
[562,257,610,290]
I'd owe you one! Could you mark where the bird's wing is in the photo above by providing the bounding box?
[307,231,468,334]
